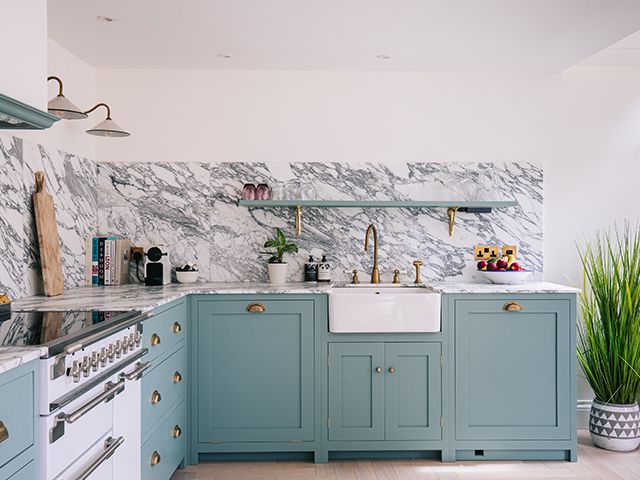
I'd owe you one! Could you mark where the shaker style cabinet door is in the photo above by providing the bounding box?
[328,343,385,441]
[454,298,572,441]
[196,298,315,443]
[385,342,442,441]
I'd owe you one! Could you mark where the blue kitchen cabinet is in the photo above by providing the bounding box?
[141,299,188,479]
[0,360,38,480]
[194,297,316,444]
[328,342,442,442]
[328,343,385,441]
[450,295,576,461]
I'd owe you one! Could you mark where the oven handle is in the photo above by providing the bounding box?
[60,377,125,424]
[73,435,125,480]
[123,361,152,381]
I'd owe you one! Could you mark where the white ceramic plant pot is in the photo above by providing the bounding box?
[589,399,640,452]
[268,263,288,285]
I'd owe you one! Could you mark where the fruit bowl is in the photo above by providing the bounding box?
[478,270,533,284]
[176,270,199,284]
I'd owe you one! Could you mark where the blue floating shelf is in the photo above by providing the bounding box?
[238,200,517,209]
[239,199,518,236]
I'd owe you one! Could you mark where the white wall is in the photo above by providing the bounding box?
[0,0,47,109]
[96,66,640,416]
[18,39,97,159]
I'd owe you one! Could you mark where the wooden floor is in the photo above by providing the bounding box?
[172,431,640,480]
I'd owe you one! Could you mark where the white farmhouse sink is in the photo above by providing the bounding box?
[329,286,441,333]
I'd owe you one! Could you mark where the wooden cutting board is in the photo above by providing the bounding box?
[33,171,64,296]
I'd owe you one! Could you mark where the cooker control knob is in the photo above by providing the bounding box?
[91,351,99,372]
[134,330,142,347]
[107,345,115,363]
[115,340,122,359]
[82,356,91,377]
[100,347,108,367]
[71,360,81,383]
[121,336,129,354]
[128,333,136,349]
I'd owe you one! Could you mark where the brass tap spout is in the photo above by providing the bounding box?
[364,224,380,284]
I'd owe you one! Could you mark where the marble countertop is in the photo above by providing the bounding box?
[0,346,46,374]
[10,281,578,313]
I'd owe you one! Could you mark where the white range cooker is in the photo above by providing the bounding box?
[0,309,152,480]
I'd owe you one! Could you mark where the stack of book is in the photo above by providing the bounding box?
[85,237,132,286]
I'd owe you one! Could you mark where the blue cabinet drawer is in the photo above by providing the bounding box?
[454,297,572,441]
[142,344,187,438]
[5,461,34,480]
[141,401,186,480]
[0,368,35,470]
[142,300,187,363]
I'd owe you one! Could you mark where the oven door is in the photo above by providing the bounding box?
[41,374,123,480]
[53,431,124,480]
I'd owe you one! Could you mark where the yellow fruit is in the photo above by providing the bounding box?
[507,255,516,268]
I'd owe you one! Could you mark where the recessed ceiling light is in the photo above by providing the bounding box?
[217,53,233,59]
[97,15,117,23]
[377,54,391,60]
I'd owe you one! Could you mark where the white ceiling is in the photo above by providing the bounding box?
[581,30,640,65]
[48,0,640,71]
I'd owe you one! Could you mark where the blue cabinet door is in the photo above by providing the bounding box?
[385,343,442,441]
[196,298,315,443]
[454,298,572,441]
[328,343,385,441]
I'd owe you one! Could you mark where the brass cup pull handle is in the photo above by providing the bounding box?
[247,303,265,313]
[151,390,162,405]
[388,367,395,374]
[173,425,182,438]
[504,301,523,312]
[374,367,382,374]
[150,333,161,346]
[173,371,183,384]
[0,421,8,443]
[151,451,161,466]
[172,322,182,333]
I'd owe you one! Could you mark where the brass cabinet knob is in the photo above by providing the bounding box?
[172,322,182,333]
[173,371,183,384]
[504,301,523,312]
[150,451,161,466]
[388,367,396,374]
[374,367,382,374]
[0,421,8,443]
[173,425,182,438]
[247,303,265,313]
[151,390,162,405]
[150,333,161,346]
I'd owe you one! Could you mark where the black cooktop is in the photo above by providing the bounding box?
[0,309,144,356]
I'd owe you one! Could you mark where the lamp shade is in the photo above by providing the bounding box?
[86,118,131,137]
[47,76,87,120]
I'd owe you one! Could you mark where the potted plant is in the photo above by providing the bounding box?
[577,225,640,452]
[263,228,298,284]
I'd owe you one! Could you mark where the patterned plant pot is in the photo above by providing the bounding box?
[589,399,640,452]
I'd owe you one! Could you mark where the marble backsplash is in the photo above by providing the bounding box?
[0,130,542,299]
[0,133,97,300]
[97,161,543,284]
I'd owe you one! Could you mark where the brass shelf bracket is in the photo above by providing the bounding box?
[294,205,302,235]
[447,207,459,237]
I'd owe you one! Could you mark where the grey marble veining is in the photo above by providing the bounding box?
[11,283,333,312]
[207,161,543,283]
[0,136,27,300]
[0,133,97,300]
[97,161,542,284]
[10,281,575,314]
[97,162,211,282]
[0,346,44,373]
